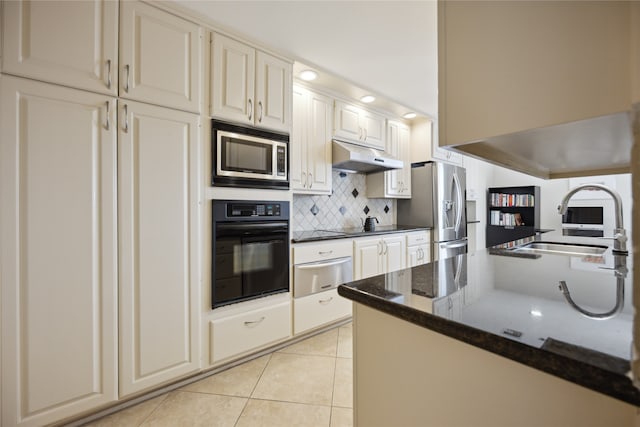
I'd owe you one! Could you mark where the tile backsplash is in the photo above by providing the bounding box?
[292,170,396,231]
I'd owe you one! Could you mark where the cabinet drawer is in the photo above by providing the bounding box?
[210,301,291,363]
[293,289,352,334]
[407,230,430,246]
[293,239,352,264]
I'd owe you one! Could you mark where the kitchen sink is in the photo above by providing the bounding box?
[511,241,608,256]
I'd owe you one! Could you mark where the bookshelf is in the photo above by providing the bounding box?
[486,186,540,247]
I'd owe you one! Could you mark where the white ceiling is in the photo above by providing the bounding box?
[172,1,439,118]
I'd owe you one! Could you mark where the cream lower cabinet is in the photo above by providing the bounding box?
[291,84,332,194]
[2,0,119,96]
[354,235,406,280]
[118,100,200,397]
[293,289,352,334]
[119,1,202,113]
[209,301,291,364]
[1,76,118,427]
[406,231,431,267]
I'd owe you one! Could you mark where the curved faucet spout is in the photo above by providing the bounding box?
[557,183,627,254]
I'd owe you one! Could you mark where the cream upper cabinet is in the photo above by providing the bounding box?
[2,0,119,95]
[119,1,201,112]
[292,84,333,194]
[211,33,292,132]
[367,120,411,198]
[1,76,118,427]
[334,100,386,149]
[354,235,407,280]
[118,100,200,397]
[410,118,463,166]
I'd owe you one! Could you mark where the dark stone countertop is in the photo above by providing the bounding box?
[338,231,640,406]
[291,225,430,243]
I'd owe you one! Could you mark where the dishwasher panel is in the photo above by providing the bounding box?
[294,256,353,298]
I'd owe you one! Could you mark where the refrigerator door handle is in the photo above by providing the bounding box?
[453,172,463,234]
[440,240,467,249]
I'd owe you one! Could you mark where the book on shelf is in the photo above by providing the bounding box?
[490,210,525,226]
[490,193,535,207]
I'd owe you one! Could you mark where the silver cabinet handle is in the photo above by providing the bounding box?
[308,173,313,188]
[318,250,333,255]
[383,241,388,255]
[364,128,368,141]
[244,316,265,327]
[359,127,363,140]
[377,241,383,255]
[248,99,253,121]
[302,171,307,188]
[318,297,333,305]
[106,59,112,89]
[124,64,130,92]
[296,256,351,271]
[258,101,263,122]
[105,101,110,130]
[123,104,129,132]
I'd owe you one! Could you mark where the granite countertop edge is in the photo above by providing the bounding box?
[337,284,640,407]
[291,225,431,243]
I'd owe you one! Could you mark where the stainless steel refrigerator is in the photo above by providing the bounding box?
[398,161,467,261]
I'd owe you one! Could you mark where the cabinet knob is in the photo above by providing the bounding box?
[248,99,253,121]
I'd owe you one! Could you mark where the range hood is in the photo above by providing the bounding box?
[332,140,403,174]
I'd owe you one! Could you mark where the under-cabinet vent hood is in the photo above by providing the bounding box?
[332,140,403,174]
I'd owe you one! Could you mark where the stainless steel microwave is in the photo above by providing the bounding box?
[212,120,289,189]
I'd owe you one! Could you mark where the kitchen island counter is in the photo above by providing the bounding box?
[339,231,639,425]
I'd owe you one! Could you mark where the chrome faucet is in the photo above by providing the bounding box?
[557,183,628,254]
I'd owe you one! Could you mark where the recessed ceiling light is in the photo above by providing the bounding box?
[530,309,543,317]
[360,95,375,103]
[299,70,318,81]
[403,112,417,119]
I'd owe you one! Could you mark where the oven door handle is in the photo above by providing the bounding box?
[216,221,288,235]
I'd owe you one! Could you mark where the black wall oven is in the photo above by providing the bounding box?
[212,119,289,189]
[212,200,290,308]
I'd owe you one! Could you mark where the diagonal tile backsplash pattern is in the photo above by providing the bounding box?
[292,171,396,231]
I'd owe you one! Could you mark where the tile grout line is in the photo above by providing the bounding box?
[233,353,274,427]
[135,392,170,427]
[328,330,340,427]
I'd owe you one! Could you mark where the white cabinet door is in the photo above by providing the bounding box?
[334,100,386,149]
[255,51,291,132]
[290,85,307,190]
[361,109,386,149]
[211,33,292,131]
[210,33,255,125]
[120,1,201,112]
[118,100,200,397]
[367,120,411,198]
[1,76,118,427]
[2,0,118,95]
[293,289,352,334]
[292,84,332,194]
[334,100,363,141]
[354,237,383,280]
[382,235,406,273]
[407,244,430,267]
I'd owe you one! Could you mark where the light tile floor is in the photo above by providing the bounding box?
[84,323,353,427]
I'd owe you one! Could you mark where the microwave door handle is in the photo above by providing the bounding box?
[453,172,463,233]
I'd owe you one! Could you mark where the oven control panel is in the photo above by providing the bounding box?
[227,202,282,217]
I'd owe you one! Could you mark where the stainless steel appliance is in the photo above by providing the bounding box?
[397,161,467,261]
[294,256,353,298]
[212,119,289,189]
[561,206,604,237]
[332,139,403,174]
[212,200,289,308]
